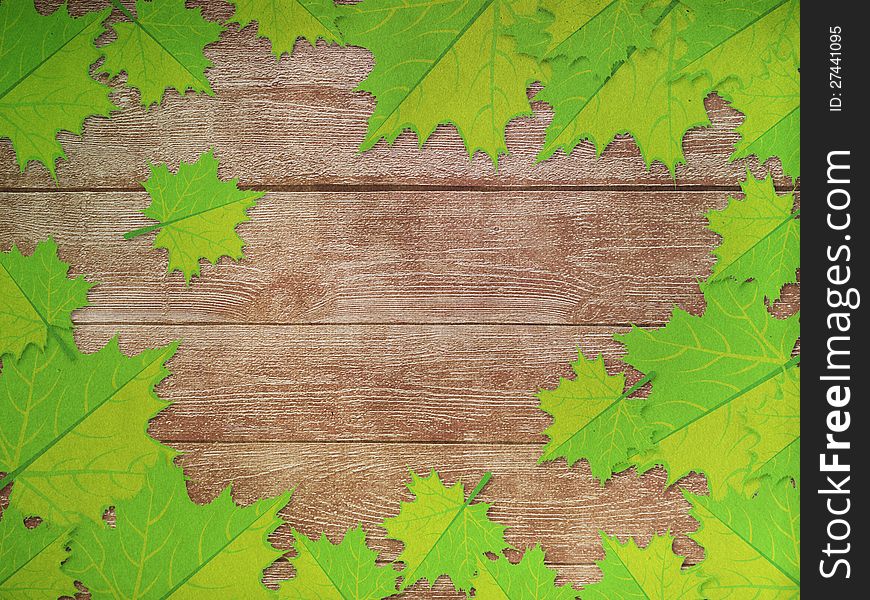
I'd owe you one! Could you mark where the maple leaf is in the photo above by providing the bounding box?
[0,238,94,360]
[679,0,800,178]
[0,506,77,599]
[66,456,291,599]
[705,171,799,302]
[537,350,653,483]
[615,280,799,495]
[535,1,711,172]
[0,0,115,177]
[688,480,800,598]
[582,532,707,599]
[743,369,800,491]
[227,0,344,59]
[518,0,656,73]
[470,545,578,600]
[124,149,264,284]
[280,526,399,599]
[383,470,507,593]
[338,0,546,165]
[0,333,178,525]
[99,0,224,107]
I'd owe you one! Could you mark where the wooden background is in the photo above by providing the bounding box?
[0,1,800,596]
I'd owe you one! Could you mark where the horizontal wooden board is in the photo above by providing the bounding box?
[0,190,800,326]
[71,324,799,445]
[174,441,708,572]
[0,2,794,189]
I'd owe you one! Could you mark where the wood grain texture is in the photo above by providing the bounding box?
[1,1,800,595]
[71,324,799,445]
[173,442,708,569]
[73,324,632,443]
[0,190,800,326]
[0,2,795,190]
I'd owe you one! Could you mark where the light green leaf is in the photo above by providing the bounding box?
[749,437,799,491]
[383,470,507,593]
[280,526,398,599]
[100,0,225,107]
[0,0,115,177]
[537,350,653,483]
[689,480,800,599]
[471,545,578,600]
[0,238,94,360]
[680,0,800,178]
[536,1,711,173]
[705,171,799,302]
[125,149,265,284]
[0,333,178,525]
[582,532,707,599]
[0,506,77,599]
[630,364,798,497]
[338,0,545,165]
[227,0,343,59]
[726,63,799,179]
[521,0,655,73]
[66,456,291,599]
[744,369,800,491]
[615,280,799,494]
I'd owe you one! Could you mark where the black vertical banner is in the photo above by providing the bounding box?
[804,1,865,594]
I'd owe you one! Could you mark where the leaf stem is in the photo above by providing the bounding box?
[465,471,493,505]
[108,0,137,23]
[124,223,162,240]
[620,371,656,402]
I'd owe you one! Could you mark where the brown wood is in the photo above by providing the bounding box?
[0,190,799,326]
[174,442,708,569]
[0,1,799,596]
[1,2,794,190]
[71,324,799,445]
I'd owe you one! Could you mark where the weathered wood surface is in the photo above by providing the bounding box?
[1,190,800,326]
[0,3,795,190]
[0,1,799,596]
[176,443,708,565]
[73,324,798,445]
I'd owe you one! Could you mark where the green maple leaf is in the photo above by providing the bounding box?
[280,526,399,599]
[519,0,656,73]
[124,149,265,284]
[705,171,799,302]
[744,369,799,491]
[0,238,94,360]
[471,545,578,600]
[0,333,178,525]
[66,456,291,599]
[679,0,800,178]
[615,280,799,495]
[582,532,707,599]
[338,0,545,165]
[227,0,343,59]
[537,350,653,483]
[688,480,800,598]
[536,1,711,172]
[99,0,224,107]
[383,470,507,593]
[0,0,115,177]
[726,57,799,179]
[0,506,77,599]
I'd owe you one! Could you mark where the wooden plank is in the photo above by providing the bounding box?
[0,3,793,189]
[72,324,799,444]
[73,324,630,443]
[0,190,801,326]
[175,441,708,570]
